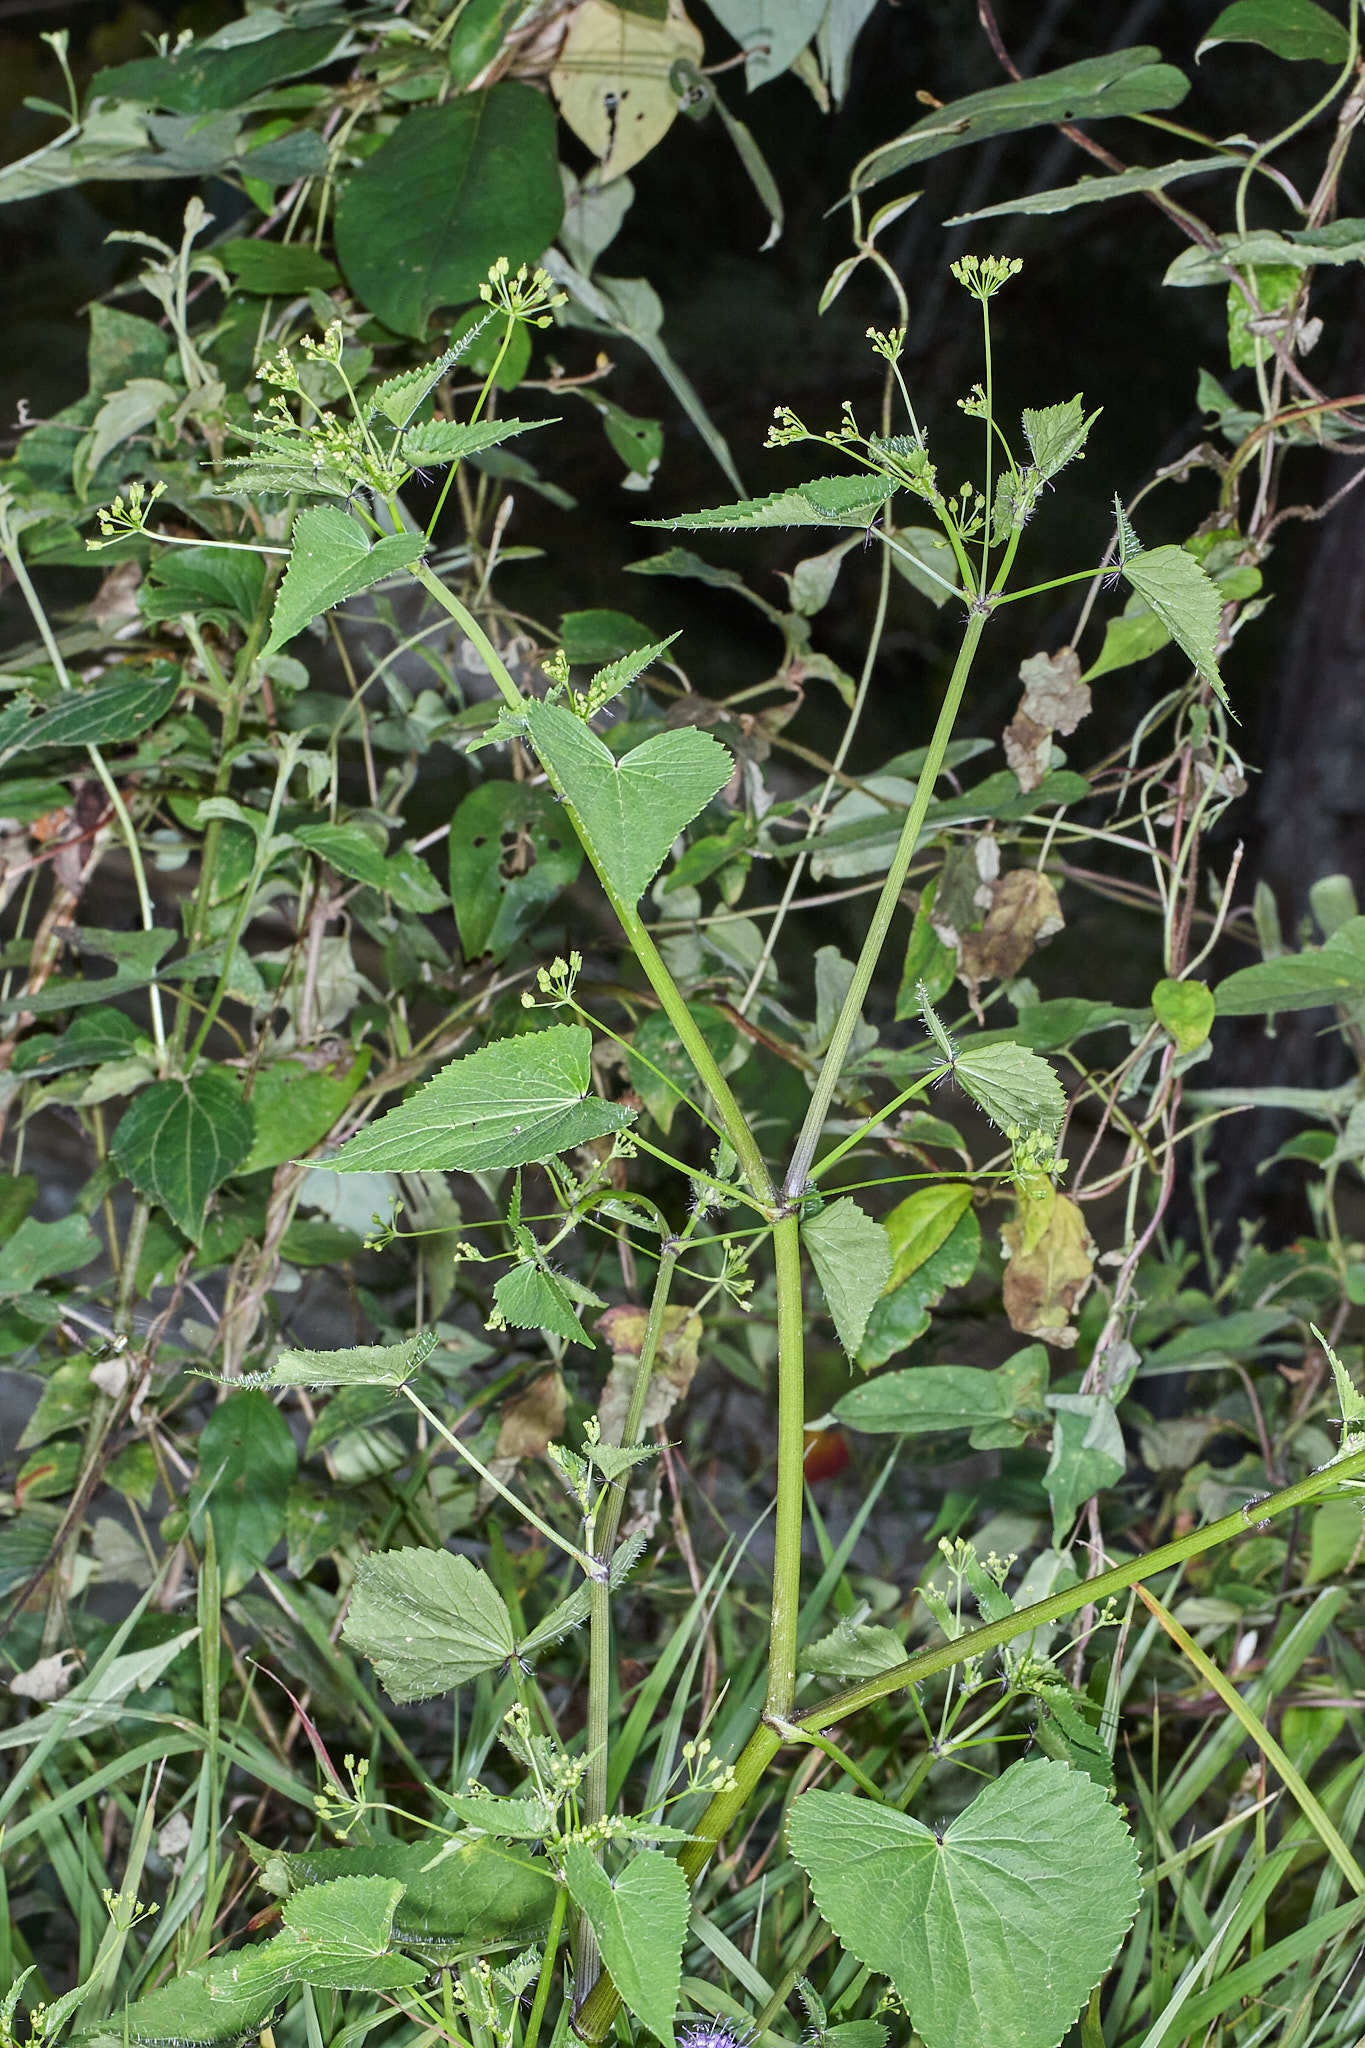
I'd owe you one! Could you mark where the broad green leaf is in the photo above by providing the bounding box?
[804,1197,892,1358]
[449,781,584,963]
[442,1790,555,1838]
[1198,0,1351,63]
[213,1878,425,1997]
[259,1838,556,1966]
[490,1260,604,1345]
[703,0,828,89]
[1215,918,1365,1014]
[293,821,445,911]
[76,377,175,490]
[1120,538,1227,701]
[328,1023,633,1172]
[858,1208,980,1369]
[18,1359,97,1447]
[1164,219,1365,286]
[788,1763,1141,2048]
[140,549,265,630]
[563,1843,688,2047]
[0,1213,101,1294]
[1012,998,1132,1051]
[111,1070,254,1238]
[850,49,1189,191]
[1152,976,1215,1054]
[2,670,181,756]
[953,1040,1066,1136]
[342,1548,516,1701]
[881,1183,974,1291]
[801,1620,908,1681]
[640,473,891,532]
[1142,1308,1294,1367]
[265,509,428,655]
[217,238,340,294]
[947,155,1246,223]
[1022,395,1100,481]
[560,608,659,663]
[836,1350,1049,1448]
[271,1332,438,1388]
[334,86,564,337]
[522,700,732,904]
[239,1052,368,1175]
[400,416,553,467]
[888,524,961,607]
[627,1002,741,1134]
[626,545,759,595]
[78,1961,280,2047]
[1045,1393,1125,1544]
[188,1389,297,1597]
[92,25,350,113]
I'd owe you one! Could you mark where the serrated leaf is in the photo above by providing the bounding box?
[111,1069,254,1238]
[400,415,553,467]
[259,1838,557,1966]
[788,1764,1141,2048]
[803,1197,892,1358]
[1021,396,1100,481]
[954,1040,1066,1137]
[850,48,1189,191]
[518,1532,646,1658]
[522,700,732,904]
[449,781,583,963]
[1199,0,1351,63]
[217,1877,426,1997]
[491,1260,604,1345]
[881,1183,974,1291]
[188,1389,297,1597]
[328,1022,633,1173]
[801,1619,907,1680]
[442,1791,555,1838]
[1121,543,1227,701]
[639,473,891,532]
[270,1332,439,1388]
[2,670,181,757]
[342,1548,516,1701]
[582,632,680,714]
[563,1843,687,2048]
[265,508,428,655]
[370,323,494,428]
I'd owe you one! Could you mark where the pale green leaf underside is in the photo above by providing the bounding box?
[789,1762,1141,2048]
[341,1548,516,1701]
[946,155,1245,224]
[803,1197,892,1357]
[265,507,428,655]
[639,473,892,532]
[269,1332,439,1388]
[1121,545,1227,701]
[327,1022,634,1173]
[523,700,733,905]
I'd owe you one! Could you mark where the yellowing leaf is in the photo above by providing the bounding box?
[1001,1192,1095,1348]
[551,0,704,183]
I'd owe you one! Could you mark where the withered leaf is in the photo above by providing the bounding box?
[1005,648,1091,792]
[959,868,1064,992]
[597,1304,703,1441]
[1001,1192,1095,1349]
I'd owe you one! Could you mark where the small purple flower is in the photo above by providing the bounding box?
[677,2022,751,2048]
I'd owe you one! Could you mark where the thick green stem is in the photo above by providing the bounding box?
[576,1237,681,1993]
[783,608,989,1199]
[571,1441,1365,2043]
[765,1210,805,1721]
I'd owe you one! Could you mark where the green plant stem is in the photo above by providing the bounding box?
[186,735,301,1065]
[571,1441,1365,2043]
[524,1882,568,2048]
[765,1210,805,1722]
[783,607,989,1201]
[402,1387,596,1575]
[576,1235,682,1993]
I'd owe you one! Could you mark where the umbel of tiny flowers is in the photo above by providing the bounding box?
[87,478,168,549]
[479,256,569,327]
[951,252,1023,301]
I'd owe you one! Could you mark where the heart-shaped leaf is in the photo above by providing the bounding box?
[265,507,428,654]
[111,1069,254,1238]
[1152,975,1215,1054]
[788,1762,1140,2048]
[342,1548,516,1701]
[804,1197,891,1358]
[523,700,731,904]
[563,1842,688,2047]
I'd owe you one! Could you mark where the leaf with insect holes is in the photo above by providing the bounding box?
[327,1023,634,1173]
[265,508,428,655]
[522,700,732,905]
[639,473,893,533]
[449,781,584,964]
[550,0,704,183]
[342,1548,516,1701]
[788,1763,1140,2048]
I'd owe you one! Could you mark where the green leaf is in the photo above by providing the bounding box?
[1198,0,1351,63]
[1045,1393,1126,1544]
[788,1763,1141,2048]
[400,416,553,467]
[140,549,266,631]
[449,781,584,963]
[836,1352,1049,1447]
[1215,918,1365,1014]
[334,86,564,337]
[522,700,732,905]
[804,1198,892,1359]
[188,1389,297,1597]
[560,609,659,663]
[953,1040,1066,1137]
[271,1332,438,1388]
[580,634,680,715]
[562,1843,688,2048]
[92,25,350,113]
[1120,536,1227,701]
[1021,395,1100,481]
[639,473,891,532]
[703,0,828,89]
[368,323,495,428]
[265,508,429,655]
[3,669,181,756]
[0,1213,101,1295]
[261,1838,556,1967]
[1152,976,1215,1054]
[888,525,961,607]
[77,1961,280,2047]
[217,1878,426,1997]
[1164,220,1365,286]
[327,1023,633,1173]
[491,1260,604,1345]
[217,239,341,294]
[341,1547,516,1701]
[850,48,1189,190]
[881,1183,974,1291]
[627,1002,741,1134]
[239,1052,368,1175]
[946,155,1246,223]
[858,1208,980,1369]
[801,1620,908,1681]
[293,821,445,910]
[111,1070,254,1238]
